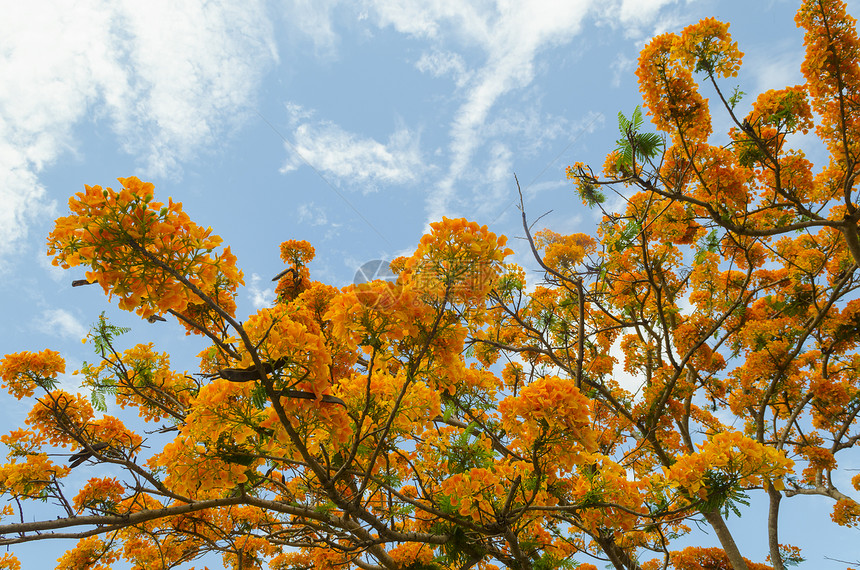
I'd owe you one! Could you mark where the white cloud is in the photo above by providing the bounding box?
[369,1,494,40]
[610,53,635,88]
[271,0,684,225]
[616,0,679,32]
[595,0,687,38]
[0,160,53,261]
[486,142,512,184]
[415,50,472,86]
[297,202,330,226]
[280,107,426,191]
[609,333,647,399]
[36,249,68,283]
[278,0,341,56]
[248,273,275,310]
[745,42,804,95]
[483,103,573,157]
[366,0,596,221]
[36,309,88,341]
[104,0,278,176]
[0,0,276,261]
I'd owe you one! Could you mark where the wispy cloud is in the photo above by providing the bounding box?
[610,53,635,88]
[745,41,804,95]
[415,50,472,87]
[247,273,275,310]
[297,202,331,226]
[36,309,88,341]
[280,104,427,191]
[0,0,276,261]
[365,0,607,221]
[278,0,342,57]
[594,0,688,38]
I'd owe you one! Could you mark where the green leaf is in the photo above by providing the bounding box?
[250,384,268,409]
[612,220,642,252]
[728,86,746,109]
[576,180,606,207]
[693,229,719,264]
[615,106,664,169]
[88,312,130,358]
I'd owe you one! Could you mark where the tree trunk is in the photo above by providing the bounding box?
[767,483,785,570]
[701,509,749,570]
[594,533,643,570]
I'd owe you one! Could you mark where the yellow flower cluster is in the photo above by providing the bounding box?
[47,177,243,322]
[55,536,120,570]
[401,217,513,305]
[797,0,860,161]
[663,431,794,498]
[500,375,597,470]
[72,476,125,513]
[0,349,65,400]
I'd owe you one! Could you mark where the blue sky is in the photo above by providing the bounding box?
[1,0,857,567]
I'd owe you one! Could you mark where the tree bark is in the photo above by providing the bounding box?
[767,483,785,570]
[701,509,749,570]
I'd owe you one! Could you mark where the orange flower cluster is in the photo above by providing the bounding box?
[275,239,315,301]
[47,176,243,322]
[663,432,793,498]
[0,349,65,400]
[831,497,860,526]
[534,230,597,275]
[0,554,20,570]
[797,0,860,162]
[401,217,513,305]
[26,390,95,446]
[72,477,125,513]
[637,41,706,142]
[637,18,741,143]
[79,342,195,423]
[500,375,597,471]
[670,546,772,570]
[689,145,752,213]
[337,369,440,434]
[386,542,434,567]
[441,464,518,523]
[675,18,743,78]
[747,86,813,136]
[237,303,331,386]
[0,452,68,498]
[326,279,433,352]
[55,536,120,570]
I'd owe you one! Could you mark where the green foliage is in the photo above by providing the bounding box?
[82,313,130,412]
[700,470,750,519]
[728,86,746,109]
[88,312,130,358]
[693,229,720,264]
[611,220,643,252]
[576,178,606,207]
[615,106,664,170]
[533,551,578,570]
[778,544,805,567]
[251,383,268,409]
[736,134,766,168]
[437,526,487,567]
[443,422,493,474]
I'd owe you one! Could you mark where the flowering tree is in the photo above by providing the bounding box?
[556,0,860,568]
[1,1,859,569]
